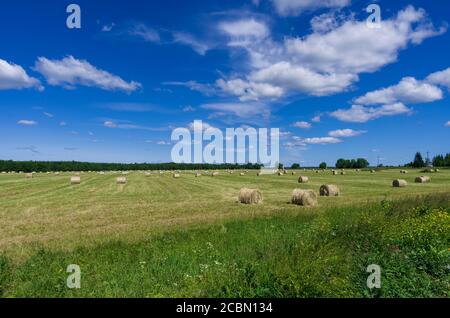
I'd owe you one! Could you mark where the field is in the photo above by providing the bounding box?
[0,169,449,297]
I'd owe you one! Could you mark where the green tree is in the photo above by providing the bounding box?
[319,162,327,169]
[412,152,425,168]
[291,163,300,169]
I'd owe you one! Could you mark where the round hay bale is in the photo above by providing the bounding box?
[212,172,220,177]
[393,179,407,187]
[434,169,440,172]
[238,188,263,205]
[298,176,309,183]
[74,172,80,176]
[240,172,246,176]
[278,171,283,176]
[415,176,431,183]
[291,189,318,207]
[291,171,296,175]
[340,171,346,175]
[25,173,33,179]
[70,176,81,185]
[195,173,201,177]
[116,177,127,184]
[320,184,340,197]
[332,170,337,175]
[370,169,376,173]
[173,174,181,179]
[257,172,262,176]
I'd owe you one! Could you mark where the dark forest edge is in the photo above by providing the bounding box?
[1,152,449,172]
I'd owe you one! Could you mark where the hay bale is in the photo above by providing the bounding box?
[25,173,33,179]
[240,172,246,176]
[370,169,376,173]
[212,172,220,177]
[195,173,201,177]
[393,179,407,187]
[415,176,431,183]
[278,171,283,176]
[298,176,309,183]
[173,173,181,178]
[116,177,127,184]
[291,172,296,175]
[332,170,337,175]
[238,188,263,205]
[257,172,262,176]
[291,189,318,207]
[340,171,346,175]
[74,172,80,176]
[320,184,340,197]
[70,176,81,185]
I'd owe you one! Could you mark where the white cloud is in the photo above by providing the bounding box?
[129,23,160,43]
[291,135,342,146]
[249,61,356,96]
[17,120,38,126]
[182,105,195,112]
[328,129,366,138]
[445,121,450,127]
[59,121,67,126]
[284,6,445,75]
[43,112,54,118]
[271,0,351,16]
[188,121,215,131]
[293,121,312,129]
[216,78,284,101]
[0,59,42,91]
[104,120,117,128]
[311,115,321,123]
[355,77,443,105]
[102,23,115,32]
[214,6,445,101]
[219,19,269,41]
[426,67,450,90]
[164,81,216,96]
[330,103,412,123]
[34,56,142,92]
[173,32,210,55]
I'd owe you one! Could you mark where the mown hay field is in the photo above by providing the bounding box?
[0,169,449,297]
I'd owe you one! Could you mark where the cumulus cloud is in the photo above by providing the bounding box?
[0,59,42,91]
[17,120,38,126]
[219,18,269,42]
[426,67,450,90]
[445,121,450,127]
[271,0,351,16]
[328,129,366,138]
[34,56,142,92]
[213,6,445,101]
[293,121,312,129]
[291,135,342,146]
[330,103,412,123]
[355,77,443,105]
[216,78,284,101]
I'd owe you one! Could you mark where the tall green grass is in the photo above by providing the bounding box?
[1,194,449,298]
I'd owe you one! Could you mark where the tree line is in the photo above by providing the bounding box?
[0,160,263,173]
[406,152,450,168]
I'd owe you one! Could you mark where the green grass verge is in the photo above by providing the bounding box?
[1,193,449,298]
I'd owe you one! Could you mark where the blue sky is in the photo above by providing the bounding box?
[0,0,449,166]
